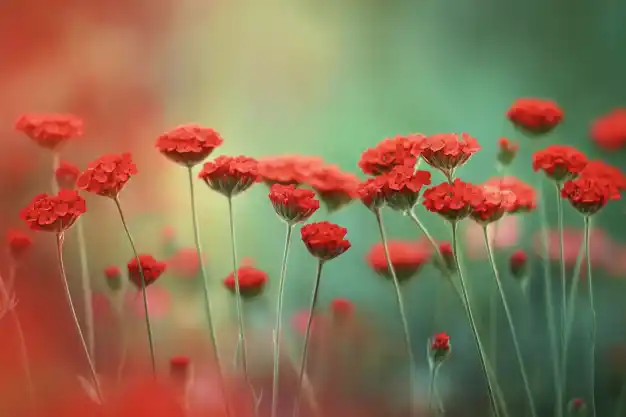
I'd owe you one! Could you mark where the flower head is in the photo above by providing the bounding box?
[507,98,564,135]
[579,160,626,196]
[469,186,517,225]
[223,266,268,298]
[269,184,319,224]
[532,145,588,183]
[590,108,626,150]
[380,166,432,212]
[301,221,351,261]
[258,155,324,186]
[330,298,354,322]
[483,177,537,213]
[305,164,359,212]
[77,153,138,198]
[561,176,620,216]
[169,356,191,384]
[156,124,223,167]
[417,133,480,179]
[509,250,529,281]
[198,155,260,197]
[497,137,518,166]
[104,265,122,291]
[20,190,86,233]
[435,241,457,274]
[366,239,431,282]
[15,113,84,150]
[6,229,33,259]
[357,176,386,211]
[428,332,451,366]
[567,398,588,417]
[127,255,167,289]
[55,160,81,189]
[422,179,478,222]
[358,135,422,175]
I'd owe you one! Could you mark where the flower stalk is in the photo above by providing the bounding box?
[583,216,597,417]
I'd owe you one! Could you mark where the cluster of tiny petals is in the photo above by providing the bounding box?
[127,254,167,289]
[15,113,84,150]
[422,179,477,222]
[506,98,564,135]
[469,186,517,224]
[269,184,319,224]
[483,177,537,213]
[55,160,81,189]
[357,176,386,211]
[561,176,620,216]
[198,155,260,197]
[301,221,351,261]
[20,189,86,233]
[429,332,451,365]
[77,153,138,198]
[358,134,423,175]
[380,166,432,212]
[223,266,268,298]
[532,145,588,183]
[306,164,360,211]
[417,133,480,176]
[580,160,626,195]
[258,155,324,185]
[156,124,224,167]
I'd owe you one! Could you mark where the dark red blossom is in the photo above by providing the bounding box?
[258,155,324,186]
[15,113,84,150]
[483,177,537,213]
[301,221,351,261]
[269,184,319,224]
[20,190,86,233]
[469,186,517,225]
[422,179,477,222]
[77,153,138,198]
[357,176,386,211]
[417,133,480,179]
[590,108,626,150]
[55,160,81,189]
[127,255,166,289]
[223,266,268,298]
[429,332,451,365]
[561,176,620,216]
[380,166,432,212]
[6,229,33,259]
[532,145,588,183]
[509,250,528,280]
[497,137,518,166]
[306,164,360,212]
[506,98,564,135]
[156,124,223,167]
[198,155,260,197]
[358,135,422,175]
[366,239,431,282]
[104,266,122,291]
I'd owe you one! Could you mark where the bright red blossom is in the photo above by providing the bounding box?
[306,164,360,212]
[380,166,432,212]
[156,124,223,167]
[469,187,517,224]
[357,176,386,211]
[20,190,86,233]
[590,108,626,150]
[301,221,351,261]
[55,160,81,189]
[507,98,564,135]
[580,160,626,195]
[429,332,451,364]
[367,239,431,282]
[269,184,319,224]
[15,113,84,150]
[422,179,477,222]
[483,177,537,213]
[198,155,260,197]
[127,255,167,289]
[6,229,33,259]
[561,176,620,216]
[417,133,480,178]
[223,266,268,298]
[532,145,588,182]
[358,135,422,175]
[258,155,324,185]
[77,153,138,198]
[104,265,122,291]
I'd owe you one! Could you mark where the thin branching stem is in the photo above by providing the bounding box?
[584,216,597,417]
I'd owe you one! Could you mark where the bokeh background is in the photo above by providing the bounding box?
[1,0,626,416]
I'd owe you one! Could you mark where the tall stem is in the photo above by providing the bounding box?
[293,260,324,417]
[375,209,417,417]
[116,292,133,384]
[271,224,293,417]
[113,197,156,375]
[226,196,257,410]
[451,223,499,417]
[55,233,103,402]
[584,216,597,417]
[483,226,538,417]
[76,220,95,364]
[187,167,231,416]
[428,365,439,413]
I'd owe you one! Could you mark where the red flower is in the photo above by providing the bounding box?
[532,145,588,182]
[497,137,518,166]
[429,332,451,365]
[55,160,81,189]
[590,108,626,150]
[198,155,260,197]
[422,179,477,222]
[358,135,422,175]
[15,113,84,150]
[417,133,480,179]
[104,265,122,291]
[20,190,86,233]
[127,255,167,289]
[509,250,528,280]
[366,239,431,282]
[301,221,351,261]
[156,124,223,167]
[330,298,354,321]
[169,355,191,381]
[561,176,620,216]
[380,166,432,212]
[223,266,268,298]
[469,186,517,225]
[579,160,626,196]
[567,398,588,416]
[357,176,386,211]
[6,229,33,259]
[77,153,138,198]
[167,248,203,279]
[306,164,360,212]
[506,98,564,135]
[269,184,320,224]
[483,177,537,213]
[258,155,324,185]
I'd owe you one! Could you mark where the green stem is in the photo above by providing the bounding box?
[75,220,95,364]
[584,216,597,417]
[428,365,438,413]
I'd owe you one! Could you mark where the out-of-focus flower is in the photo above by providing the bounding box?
[358,135,422,175]
[104,266,122,291]
[590,108,626,150]
[156,124,223,167]
[417,133,480,179]
[483,177,537,213]
[258,155,324,186]
[167,248,203,279]
[357,177,386,211]
[428,332,451,366]
[465,214,519,259]
[435,241,457,273]
[77,153,138,198]
[579,160,626,195]
[269,184,319,224]
[567,398,588,417]
[301,221,351,261]
[127,254,166,289]
[169,355,191,384]
[223,266,268,298]
[497,137,518,166]
[20,190,86,233]
[6,229,33,259]
[55,161,81,190]
[532,145,588,182]
[509,250,529,280]
[507,98,564,135]
[534,227,612,267]
[422,179,477,222]
[561,176,621,216]
[380,166,432,212]
[199,155,260,197]
[306,164,360,212]
[469,186,517,225]
[126,286,172,319]
[330,298,354,322]
[366,239,431,282]
[15,113,84,150]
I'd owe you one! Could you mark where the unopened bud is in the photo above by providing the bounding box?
[104,266,122,291]
[428,332,451,367]
[434,241,456,275]
[567,398,588,417]
[7,229,33,260]
[55,161,80,190]
[497,138,518,167]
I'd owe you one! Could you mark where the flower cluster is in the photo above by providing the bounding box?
[358,135,422,175]
[422,179,478,222]
[301,221,351,261]
[198,155,260,197]
[127,255,167,289]
[417,133,480,179]
[469,186,517,225]
[269,184,320,224]
[482,177,537,213]
[306,164,360,211]
[258,155,324,185]
[15,113,84,150]
[6,229,33,260]
[77,153,138,198]
[20,190,86,233]
[532,145,588,183]
[366,239,431,282]
[223,266,268,298]
[507,98,564,135]
[55,161,81,190]
[156,124,224,167]
[561,176,621,216]
[380,166,432,212]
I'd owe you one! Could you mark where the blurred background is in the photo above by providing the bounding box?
[1,0,626,416]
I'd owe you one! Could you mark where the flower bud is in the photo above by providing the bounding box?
[169,355,191,383]
[6,229,33,260]
[509,250,528,279]
[55,161,80,189]
[567,398,588,417]
[428,332,451,367]
[104,266,122,291]
[497,138,518,167]
[434,241,456,275]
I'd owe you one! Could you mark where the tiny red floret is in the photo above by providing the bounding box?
[127,255,167,289]
[15,113,84,150]
[156,124,223,167]
[330,298,354,321]
[532,145,588,183]
[20,190,86,233]
[507,98,564,135]
[497,137,519,166]
[269,184,319,224]
[199,155,260,197]
[77,153,138,198]
[429,332,451,365]
[380,166,432,212]
[357,176,387,212]
[301,221,351,261]
[509,250,528,279]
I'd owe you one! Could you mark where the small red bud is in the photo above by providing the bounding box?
[104,266,122,291]
[6,229,33,260]
[509,250,528,279]
[428,332,451,367]
[55,161,81,189]
[169,355,192,386]
[497,137,519,166]
[330,298,354,322]
[434,241,456,274]
[567,398,588,417]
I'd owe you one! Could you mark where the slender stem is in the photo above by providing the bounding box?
[116,291,133,384]
[613,380,626,417]
[428,365,438,412]
[451,223,499,417]
[484,226,538,417]
[187,167,231,416]
[293,260,324,417]
[75,220,95,364]
[55,233,103,402]
[51,152,60,193]
[408,209,443,262]
[271,224,293,417]
[556,183,568,416]
[113,197,156,375]
[226,196,258,410]
[584,216,597,417]
[375,209,417,417]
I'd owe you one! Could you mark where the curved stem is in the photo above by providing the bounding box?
[293,260,324,417]
[484,226,538,417]
[375,209,417,417]
[451,223,499,417]
[113,197,156,375]
[75,220,95,364]
[55,233,103,402]
[187,167,231,416]
[408,209,444,262]
[271,224,293,417]
[428,365,438,413]
[584,216,597,417]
